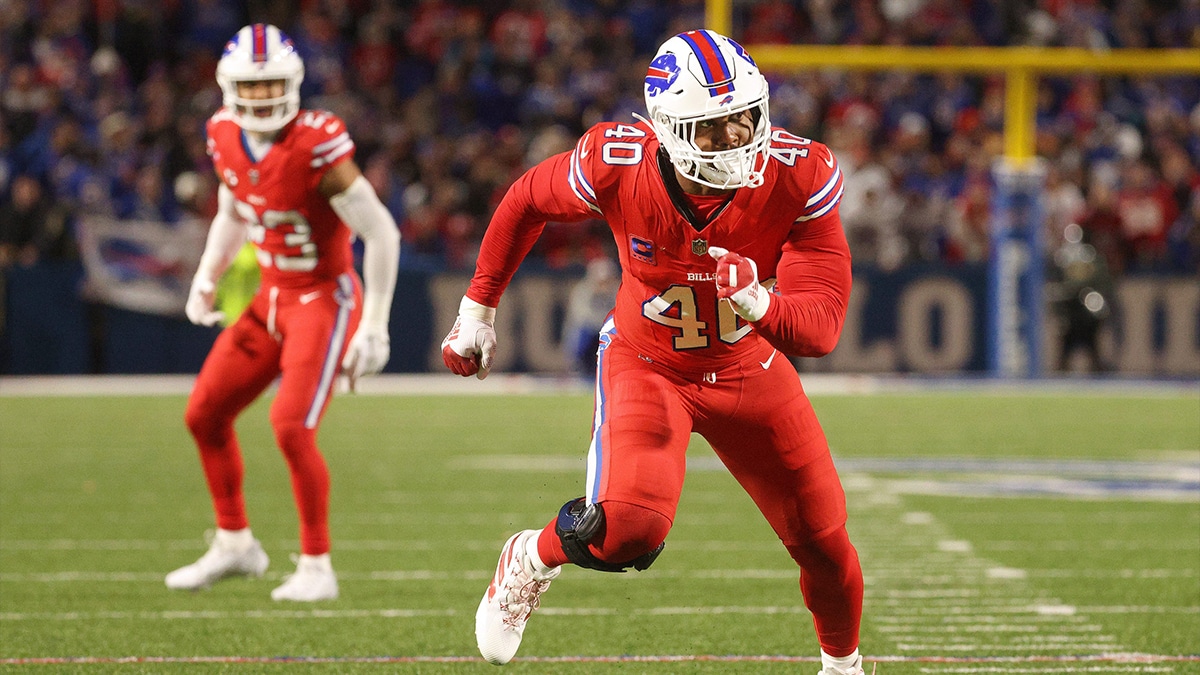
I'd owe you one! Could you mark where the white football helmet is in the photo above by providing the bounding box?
[643,30,771,190]
[216,24,304,133]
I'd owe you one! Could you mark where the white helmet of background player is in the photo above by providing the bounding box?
[216,23,304,133]
[643,29,771,190]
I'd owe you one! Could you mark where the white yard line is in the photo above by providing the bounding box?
[845,475,1133,658]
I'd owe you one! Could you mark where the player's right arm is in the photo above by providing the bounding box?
[186,182,248,326]
[442,130,603,378]
[744,142,851,356]
[709,140,851,357]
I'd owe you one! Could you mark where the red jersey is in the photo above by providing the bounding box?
[467,120,852,372]
[206,108,357,288]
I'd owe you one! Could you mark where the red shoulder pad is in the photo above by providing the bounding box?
[290,110,356,170]
[768,129,843,223]
[796,140,843,223]
[565,120,655,213]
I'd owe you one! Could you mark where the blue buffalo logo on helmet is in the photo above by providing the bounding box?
[645,53,681,97]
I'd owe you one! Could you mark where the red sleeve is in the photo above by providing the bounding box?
[752,210,852,357]
[303,112,356,181]
[466,149,597,307]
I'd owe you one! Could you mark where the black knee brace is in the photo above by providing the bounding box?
[554,497,664,573]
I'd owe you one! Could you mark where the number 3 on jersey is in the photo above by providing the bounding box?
[642,280,776,350]
[234,199,318,272]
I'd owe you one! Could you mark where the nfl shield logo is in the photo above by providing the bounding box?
[692,239,708,256]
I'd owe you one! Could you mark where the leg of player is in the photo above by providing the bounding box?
[266,397,340,602]
[474,499,671,665]
[266,283,356,602]
[475,335,683,664]
[168,314,278,591]
[698,364,865,675]
[788,528,865,675]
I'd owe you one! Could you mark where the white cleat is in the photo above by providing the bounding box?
[165,531,269,591]
[271,553,339,602]
[818,654,866,675]
[475,529,560,665]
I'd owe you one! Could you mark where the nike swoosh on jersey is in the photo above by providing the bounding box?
[760,349,778,369]
[823,150,834,168]
[299,291,322,304]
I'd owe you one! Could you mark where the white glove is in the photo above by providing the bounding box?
[185,276,225,327]
[708,246,771,322]
[341,324,390,392]
[441,296,497,380]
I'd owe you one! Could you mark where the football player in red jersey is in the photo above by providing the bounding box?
[165,24,400,602]
[443,30,865,673]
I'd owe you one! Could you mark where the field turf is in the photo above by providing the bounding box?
[1,377,1197,673]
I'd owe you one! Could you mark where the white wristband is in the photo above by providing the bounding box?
[460,296,496,324]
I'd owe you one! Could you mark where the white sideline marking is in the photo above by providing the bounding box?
[938,539,973,553]
[1036,604,1078,615]
[987,566,1027,579]
[903,511,934,524]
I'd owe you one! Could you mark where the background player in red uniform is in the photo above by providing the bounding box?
[442,29,864,673]
[165,24,400,602]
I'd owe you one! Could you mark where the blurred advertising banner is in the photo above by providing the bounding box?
[14,233,1195,375]
[77,215,206,316]
[425,267,1199,378]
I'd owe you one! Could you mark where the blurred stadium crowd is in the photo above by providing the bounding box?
[1,0,1198,280]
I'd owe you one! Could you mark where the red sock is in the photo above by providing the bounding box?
[787,527,863,656]
[274,422,330,555]
[186,413,249,531]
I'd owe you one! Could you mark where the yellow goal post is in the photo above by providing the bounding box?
[705,0,1200,377]
[705,0,1200,164]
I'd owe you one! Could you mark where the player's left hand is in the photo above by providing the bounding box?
[708,246,771,322]
[185,276,225,327]
[441,297,497,380]
[340,326,390,392]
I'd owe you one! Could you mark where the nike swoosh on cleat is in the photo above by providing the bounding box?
[759,349,778,369]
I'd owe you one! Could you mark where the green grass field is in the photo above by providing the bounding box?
[1,378,1197,674]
